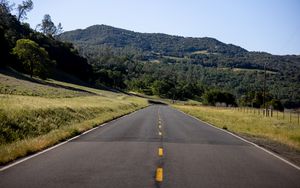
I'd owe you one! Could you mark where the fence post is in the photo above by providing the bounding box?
[270,109,273,117]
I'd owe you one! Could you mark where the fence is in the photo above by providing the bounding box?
[231,107,300,125]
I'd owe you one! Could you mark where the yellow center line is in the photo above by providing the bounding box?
[158,131,162,136]
[158,125,162,129]
[156,168,163,182]
[158,147,163,157]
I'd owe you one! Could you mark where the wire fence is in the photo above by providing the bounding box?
[231,107,300,125]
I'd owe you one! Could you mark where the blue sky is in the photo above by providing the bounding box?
[10,0,300,55]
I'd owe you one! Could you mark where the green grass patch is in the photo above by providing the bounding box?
[0,71,92,98]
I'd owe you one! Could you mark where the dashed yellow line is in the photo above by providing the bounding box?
[156,167,163,182]
[158,148,163,157]
[156,109,164,182]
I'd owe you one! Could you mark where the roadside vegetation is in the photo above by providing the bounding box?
[0,70,148,164]
[173,104,300,164]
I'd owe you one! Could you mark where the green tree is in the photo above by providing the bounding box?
[151,80,173,98]
[17,0,33,21]
[36,14,56,36]
[56,22,63,35]
[203,90,236,106]
[36,14,63,36]
[266,99,284,111]
[240,91,274,108]
[12,39,50,78]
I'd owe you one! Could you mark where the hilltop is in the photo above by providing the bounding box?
[59,25,247,56]
[59,25,300,108]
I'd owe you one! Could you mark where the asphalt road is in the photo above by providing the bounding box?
[0,105,299,188]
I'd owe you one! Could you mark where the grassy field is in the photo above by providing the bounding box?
[173,104,300,164]
[0,69,148,164]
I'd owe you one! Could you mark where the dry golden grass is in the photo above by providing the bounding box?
[173,105,300,151]
[0,70,148,164]
[0,104,145,164]
[0,94,147,164]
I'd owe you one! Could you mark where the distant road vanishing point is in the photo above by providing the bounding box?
[1,105,299,188]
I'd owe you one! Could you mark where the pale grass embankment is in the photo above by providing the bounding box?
[173,105,300,152]
[0,71,148,164]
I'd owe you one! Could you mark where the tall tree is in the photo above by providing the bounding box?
[36,14,57,36]
[12,39,51,78]
[56,22,63,35]
[36,14,63,36]
[17,0,33,21]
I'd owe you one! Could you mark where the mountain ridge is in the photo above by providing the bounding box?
[59,24,300,73]
[69,24,299,56]
[58,24,300,108]
[59,24,248,57]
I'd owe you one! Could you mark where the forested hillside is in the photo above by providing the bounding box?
[59,25,300,108]
[0,1,92,81]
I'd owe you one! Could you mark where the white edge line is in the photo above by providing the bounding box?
[174,108,300,171]
[0,108,144,172]
[0,125,100,172]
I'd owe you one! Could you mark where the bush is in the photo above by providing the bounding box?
[266,99,284,111]
[203,90,236,106]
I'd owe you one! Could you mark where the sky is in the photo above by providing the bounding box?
[10,0,300,55]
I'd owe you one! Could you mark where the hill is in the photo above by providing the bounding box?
[59,25,247,57]
[59,25,300,70]
[59,25,300,108]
